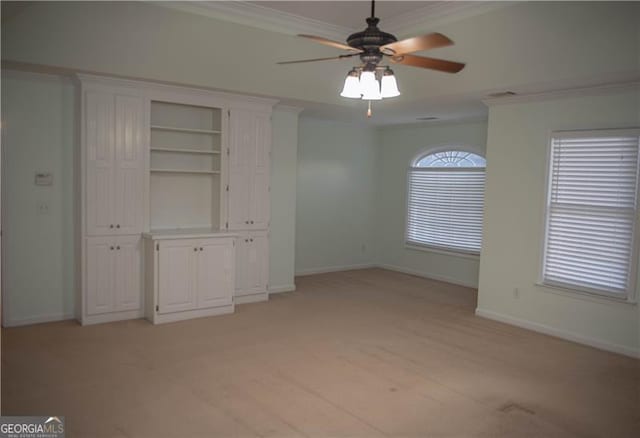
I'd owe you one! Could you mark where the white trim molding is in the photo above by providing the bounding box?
[154,1,514,42]
[274,104,304,115]
[483,79,640,107]
[268,284,296,294]
[3,312,75,328]
[295,263,376,277]
[475,308,639,359]
[383,1,513,37]
[155,1,352,41]
[378,264,478,289]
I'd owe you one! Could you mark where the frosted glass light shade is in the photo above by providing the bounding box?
[360,71,381,100]
[381,73,400,98]
[340,72,362,98]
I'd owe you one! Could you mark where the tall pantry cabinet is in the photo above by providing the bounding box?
[77,75,277,325]
[79,78,146,324]
[228,109,271,304]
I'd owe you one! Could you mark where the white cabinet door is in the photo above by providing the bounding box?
[85,91,115,236]
[86,236,115,315]
[113,95,145,235]
[158,239,198,314]
[197,239,234,308]
[228,109,253,230]
[246,233,269,293]
[234,235,249,295]
[114,236,142,311]
[248,114,271,230]
[235,232,268,296]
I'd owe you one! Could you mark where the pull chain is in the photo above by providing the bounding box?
[367,100,372,118]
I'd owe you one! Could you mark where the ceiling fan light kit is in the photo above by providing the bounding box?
[340,66,399,100]
[278,0,465,117]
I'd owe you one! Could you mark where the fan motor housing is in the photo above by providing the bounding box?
[347,17,397,65]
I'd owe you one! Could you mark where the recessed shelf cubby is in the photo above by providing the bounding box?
[149,100,224,231]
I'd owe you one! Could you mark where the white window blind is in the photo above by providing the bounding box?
[543,131,640,298]
[407,151,486,254]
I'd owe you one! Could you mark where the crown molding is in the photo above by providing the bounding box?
[154,1,351,41]
[382,1,514,37]
[274,104,304,115]
[153,1,515,42]
[482,79,640,106]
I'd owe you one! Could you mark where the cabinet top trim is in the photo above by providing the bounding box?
[75,73,279,110]
[143,228,239,240]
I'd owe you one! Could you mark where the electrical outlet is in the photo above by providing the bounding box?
[37,202,50,215]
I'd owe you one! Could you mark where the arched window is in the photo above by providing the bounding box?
[407,150,486,254]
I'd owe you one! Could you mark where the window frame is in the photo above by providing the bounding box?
[405,145,486,258]
[539,128,640,302]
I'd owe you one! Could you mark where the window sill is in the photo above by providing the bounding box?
[405,243,480,260]
[535,282,637,307]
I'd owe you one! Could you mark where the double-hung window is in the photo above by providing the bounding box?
[542,129,640,300]
[406,150,486,255]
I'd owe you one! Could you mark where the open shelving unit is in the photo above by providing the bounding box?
[149,101,224,231]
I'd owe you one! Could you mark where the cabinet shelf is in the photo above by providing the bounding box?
[150,168,220,175]
[151,147,221,155]
[151,125,221,135]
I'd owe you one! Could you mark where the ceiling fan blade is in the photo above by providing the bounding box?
[298,34,362,53]
[390,54,465,73]
[380,32,453,56]
[277,53,359,65]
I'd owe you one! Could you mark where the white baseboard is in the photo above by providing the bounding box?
[2,312,75,328]
[234,293,268,305]
[475,308,639,359]
[377,263,478,289]
[268,284,296,294]
[295,263,376,276]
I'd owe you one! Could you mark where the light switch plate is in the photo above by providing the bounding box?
[35,172,53,186]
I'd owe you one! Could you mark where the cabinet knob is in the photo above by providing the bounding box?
[110,246,114,250]
[199,247,203,251]
[250,238,253,242]
[110,224,114,229]
[116,246,120,250]
[245,239,248,242]
[245,221,249,224]
[194,248,198,251]
[116,224,120,228]
[250,220,254,224]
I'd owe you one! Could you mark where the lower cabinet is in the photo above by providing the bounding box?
[85,235,142,321]
[235,230,269,303]
[144,234,235,324]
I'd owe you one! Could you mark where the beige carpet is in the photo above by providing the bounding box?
[2,268,639,437]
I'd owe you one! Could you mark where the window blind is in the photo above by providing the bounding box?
[543,132,640,297]
[407,168,485,253]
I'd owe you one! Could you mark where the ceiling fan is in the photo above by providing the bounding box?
[277,0,465,116]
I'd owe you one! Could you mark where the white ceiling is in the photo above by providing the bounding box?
[250,1,430,30]
[3,1,639,126]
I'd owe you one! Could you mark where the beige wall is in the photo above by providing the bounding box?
[270,107,300,292]
[375,121,488,287]
[295,117,377,274]
[477,88,640,357]
[1,71,76,325]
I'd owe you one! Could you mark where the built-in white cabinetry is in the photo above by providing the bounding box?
[143,232,236,324]
[86,236,142,316]
[85,91,145,236]
[235,231,269,303]
[228,109,271,231]
[77,74,276,325]
[79,76,146,325]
